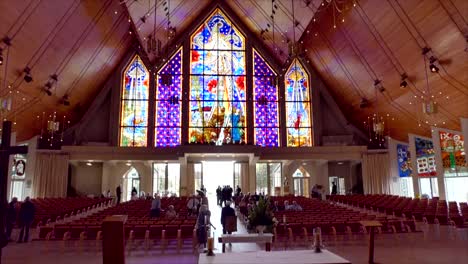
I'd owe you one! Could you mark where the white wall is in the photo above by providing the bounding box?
[282,160,328,195]
[101,161,152,196]
[70,162,103,196]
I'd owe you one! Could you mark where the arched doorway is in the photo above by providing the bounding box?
[122,167,140,201]
[293,167,310,196]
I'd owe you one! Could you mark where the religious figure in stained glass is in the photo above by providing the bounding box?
[253,50,279,147]
[285,60,312,147]
[120,55,149,147]
[155,49,182,147]
[189,9,246,145]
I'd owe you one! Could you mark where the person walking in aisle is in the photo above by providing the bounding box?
[17,197,35,243]
[221,201,236,235]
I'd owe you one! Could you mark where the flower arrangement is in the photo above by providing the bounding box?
[248,197,274,228]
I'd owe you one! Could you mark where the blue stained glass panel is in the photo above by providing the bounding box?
[285,59,312,147]
[120,55,149,147]
[191,10,244,51]
[189,9,247,145]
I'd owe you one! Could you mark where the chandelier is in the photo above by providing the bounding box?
[38,111,69,147]
[37,75,70,147]
[363,80,390,148]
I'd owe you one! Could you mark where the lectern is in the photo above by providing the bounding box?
[103,215,127,264]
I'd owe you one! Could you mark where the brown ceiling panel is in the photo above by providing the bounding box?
[0,0,131,141]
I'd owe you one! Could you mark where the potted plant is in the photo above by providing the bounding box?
[248,197,274,234]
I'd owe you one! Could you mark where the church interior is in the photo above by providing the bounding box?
[0,0,467,263]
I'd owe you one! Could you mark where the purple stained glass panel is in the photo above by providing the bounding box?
[253,50,279,147]
[155,49,182,147]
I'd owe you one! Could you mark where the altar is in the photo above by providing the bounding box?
[198,249,351,264]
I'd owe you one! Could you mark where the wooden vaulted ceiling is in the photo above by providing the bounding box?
[0,0,132,141]
[1,0,467,143]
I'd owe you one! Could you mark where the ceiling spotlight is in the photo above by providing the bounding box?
[61,94,70,106]
[45,81,52,89]
[86,162,92,166]
[23,67,33,83]
[374,79,385,92]
[359,98,369,108]
[429,56,439,73]
[400,73,408,88]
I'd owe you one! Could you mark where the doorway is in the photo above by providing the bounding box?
[293,167,310,197]
[201,161,234,197]
[123,167,140,201]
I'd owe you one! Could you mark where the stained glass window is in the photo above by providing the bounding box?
[285,59,312,147]
[189,9,247,145]
[155,49,183,147]
[120,55,149,147]
[253,49,279,146]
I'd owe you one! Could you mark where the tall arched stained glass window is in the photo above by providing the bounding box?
[253,49,279,146]
[189,9,247,145]
[120,55,149,147]
[285,59,313,147]
[155,49,182,147]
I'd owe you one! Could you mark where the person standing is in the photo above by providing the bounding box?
[18,197,35,243]
[221,201,236,235]
[187,195,200,216]
[216,186,222,206]
[235,185,241,197]
[6,197,18,241]
[196,205,211,250]
[131,187,138,200]
[150,194,161,217]
[116,185,122,204]
[331,182,338,195]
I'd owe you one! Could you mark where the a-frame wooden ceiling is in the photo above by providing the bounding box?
[0,0,466,143]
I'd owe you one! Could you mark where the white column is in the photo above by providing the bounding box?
[432,127,446,199]
[179,157,188,196]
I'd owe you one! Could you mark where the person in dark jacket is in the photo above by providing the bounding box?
[18,197,35,243]
[6,197,18,241]
[116,185,122,204]
[331,182,338,195]
[221,201,236,234]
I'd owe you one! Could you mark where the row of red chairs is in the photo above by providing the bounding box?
[28,197,112,227]
[39,198,198,240]
[328,194,467,227]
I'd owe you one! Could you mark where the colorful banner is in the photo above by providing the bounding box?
[414,137,436,177]
[439,131,466,170]
[397,144,412,177]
